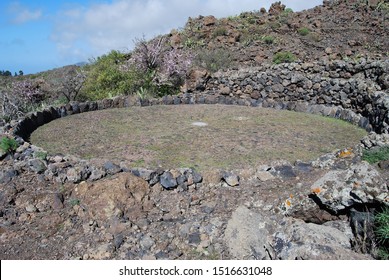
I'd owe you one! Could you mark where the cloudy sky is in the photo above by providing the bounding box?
[0,0,323,74]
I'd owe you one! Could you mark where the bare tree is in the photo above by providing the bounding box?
[60,68,86,102]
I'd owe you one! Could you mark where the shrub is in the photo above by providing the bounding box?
[0,137,19,154]
[273,51,296,64]
[213,27,228,37]
[375,206,389,259]
[298,27,310,36]
[35,151,48,160]
[362,146,389,164]
[0,80,44,121]
[195,49,233,73]
[262,35,275,44]
[81,50,138,101]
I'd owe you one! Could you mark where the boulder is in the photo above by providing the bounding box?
[225,206,276,259]
[160,171,178,190]
[272,219,372,260]
[309,162,388,213]
[73,173,150,222]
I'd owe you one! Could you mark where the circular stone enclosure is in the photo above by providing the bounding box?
[31,104,367,171]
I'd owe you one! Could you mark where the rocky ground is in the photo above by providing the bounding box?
[1,132,388,260]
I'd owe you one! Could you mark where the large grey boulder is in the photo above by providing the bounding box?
[224,206,277,260]
[224,206,373,260]
[309,162,388,213]
[272,219,372,260]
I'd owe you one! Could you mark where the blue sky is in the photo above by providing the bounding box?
[0,0,323,74]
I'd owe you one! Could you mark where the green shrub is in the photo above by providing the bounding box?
[375,206,389,259]
[195,49,233,73]
[35,151,48,160]
[0,137,19,154]
[298,27,310,36]
[262,35,275,44]
[273,51,296,64]
[81,50,138,101]
[362,146,389,164]
[213,27,227,37]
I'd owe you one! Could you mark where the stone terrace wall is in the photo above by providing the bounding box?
[188,58,389,133]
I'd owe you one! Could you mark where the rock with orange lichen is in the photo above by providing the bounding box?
[309,162,388,213]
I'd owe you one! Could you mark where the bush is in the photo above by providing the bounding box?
[362,146,389,164]
[0,137,19,154]
[262,35,275,44]
[298,27,310,36]
[213,27,227,37]
[375,206,389,259]
[81,50,138,101]
[195,49,233,73]
[0,80,44,121]
[273,51,296,64]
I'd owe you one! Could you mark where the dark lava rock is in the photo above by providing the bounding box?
[160,172,178,190]
[273,165,296,179]
[0,169,18,184]
[103,161,122,175]
[28,158,47,174]
[188,232,201,245]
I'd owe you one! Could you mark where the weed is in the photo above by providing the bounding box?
[374,206,389,259]
[35,150,48,160]
[0,137,19,154]
[70,198,80,207]
[213,27,228,38]
[362,146,389,164]
[273,51,296,64]
[195,49,233,73]
[262,35,275,44]
[298,27,310,36]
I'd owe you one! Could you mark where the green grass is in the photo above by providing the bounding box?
[362,146,389,164]
[297,27,310,36]
[273,51,296,64]
[375,206,389,259]
[0,137,19,154]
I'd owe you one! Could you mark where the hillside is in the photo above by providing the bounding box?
[172,1,388,67]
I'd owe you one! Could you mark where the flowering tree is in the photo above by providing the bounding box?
[128,36,193,94]
[0,80,44,121]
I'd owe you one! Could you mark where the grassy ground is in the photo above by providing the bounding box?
[31,105,367,171]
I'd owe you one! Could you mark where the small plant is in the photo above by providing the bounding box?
[362,146,389,164]
[374,206,389,259]
[195,49,233,73]
[0,136,19,154]
[262,35,275,44]
[136,87,149,100]
[213,27,227,38]
[298,27,310,36]
[35,151,48,160]
[70,198,80,207]
[273,51,296,64]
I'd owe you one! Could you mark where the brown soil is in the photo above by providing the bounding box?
[31,105,367,171]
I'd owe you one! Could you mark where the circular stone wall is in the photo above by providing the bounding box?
[30,104,367,171]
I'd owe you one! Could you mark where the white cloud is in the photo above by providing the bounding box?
[8,2,42,24]
[51,0,323,62]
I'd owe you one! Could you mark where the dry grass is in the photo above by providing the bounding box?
[31,105,367,171]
